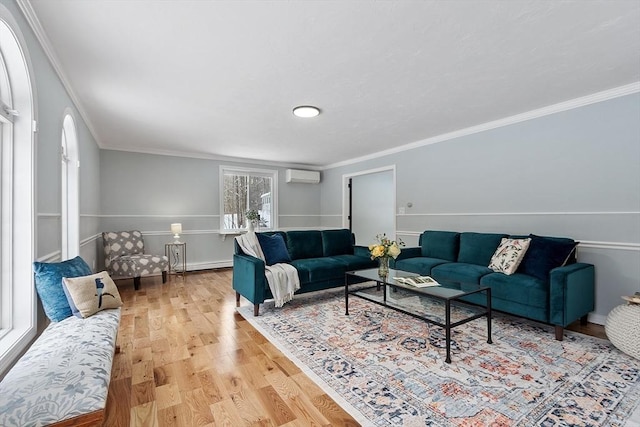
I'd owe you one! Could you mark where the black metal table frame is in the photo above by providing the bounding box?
[345,270,492,363]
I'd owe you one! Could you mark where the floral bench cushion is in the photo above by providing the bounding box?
[0,308,120,426]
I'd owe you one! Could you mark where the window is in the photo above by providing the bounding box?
[0,9,36,376]
[61,113,79,260]
[220,166,278,233]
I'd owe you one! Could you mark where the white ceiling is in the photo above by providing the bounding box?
[23,0,640,168]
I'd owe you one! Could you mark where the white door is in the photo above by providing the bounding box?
[349,168,395,246]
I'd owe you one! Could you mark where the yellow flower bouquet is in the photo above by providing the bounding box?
[369,233,403,260]
[369,234,404,278]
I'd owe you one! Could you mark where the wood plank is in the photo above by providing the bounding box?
[130,401,158,427]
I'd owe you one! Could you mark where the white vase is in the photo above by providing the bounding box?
[247,221,255,233]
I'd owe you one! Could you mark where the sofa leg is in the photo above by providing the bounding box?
[580,314,588,325]
[236,292,241,307]
[162,271,167,283]
[555,325,564,341]
[253,304,260,316]
[134,276,141,290]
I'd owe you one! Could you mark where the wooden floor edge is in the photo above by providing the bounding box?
[48,409,104,427]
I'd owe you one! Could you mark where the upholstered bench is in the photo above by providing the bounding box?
[0,308,121,426]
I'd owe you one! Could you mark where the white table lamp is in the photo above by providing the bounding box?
[171,223,182,243]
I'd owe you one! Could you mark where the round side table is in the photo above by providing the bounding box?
[605,303,640,360]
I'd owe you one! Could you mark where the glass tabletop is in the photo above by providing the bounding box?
[347,268,471,300]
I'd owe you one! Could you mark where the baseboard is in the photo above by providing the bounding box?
[588,313,606,326]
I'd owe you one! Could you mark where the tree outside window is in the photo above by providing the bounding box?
[220,167,277,232]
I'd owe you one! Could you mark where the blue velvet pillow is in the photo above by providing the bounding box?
[256,233,291,266]
[518,234,577,281]
[33,256,93,322]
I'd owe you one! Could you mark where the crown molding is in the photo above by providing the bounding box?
[323,82,640,170]
[16,0,103,147]
[101,146,323,171]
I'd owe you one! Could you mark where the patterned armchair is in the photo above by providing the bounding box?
[102,230,168,290]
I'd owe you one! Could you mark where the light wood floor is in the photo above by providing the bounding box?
[104,269,606,426]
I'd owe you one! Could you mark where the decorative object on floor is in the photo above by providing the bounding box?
[606,300,640,360]
[170,222,182,243]
[369,233,403,278]
[102,230,168,290]
[238,287,640,426]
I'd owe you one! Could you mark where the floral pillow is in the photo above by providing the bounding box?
[488,238,531,275]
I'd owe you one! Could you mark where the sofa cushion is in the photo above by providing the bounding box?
[421,231,459,261]
[290,257,346,284]
[322,229,354,256]
[431,262,493,285]
[329,254,375,271]
[395,257,449,276]
[457,232,507,266]
[479,272,548,309]
[287,231,323,260]
[33,256,94,322]
[488,237,531,275]
[256,233,291,265]
[518,235,577,281]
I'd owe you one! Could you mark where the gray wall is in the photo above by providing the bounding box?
[0,0,102,324]
[98,150,322,271]
[321,93,640,323]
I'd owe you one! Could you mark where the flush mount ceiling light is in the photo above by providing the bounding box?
[292,105,320,118]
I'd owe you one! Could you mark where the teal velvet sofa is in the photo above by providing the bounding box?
[392,230,595,340]
[233,229,376,315]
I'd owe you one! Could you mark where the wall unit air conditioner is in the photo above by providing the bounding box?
[285,169,320,184]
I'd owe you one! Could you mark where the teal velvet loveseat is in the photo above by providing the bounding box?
[392,230,595,341]
[233,229,376,316]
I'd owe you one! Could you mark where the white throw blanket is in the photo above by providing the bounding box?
[235,232,300,308]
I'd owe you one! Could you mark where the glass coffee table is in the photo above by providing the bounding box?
[345,268,492,363]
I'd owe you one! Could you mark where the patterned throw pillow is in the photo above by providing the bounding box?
[488,238,531,275]
[62,271,123,318]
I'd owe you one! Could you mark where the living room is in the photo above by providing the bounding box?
[0,0,638,425]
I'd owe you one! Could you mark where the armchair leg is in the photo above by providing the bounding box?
[254,304,260,316]
[555,325,564,341]
[134,276,141,291]
[236,292,241,307]
[580,314,588,325]
[162,271,167,283]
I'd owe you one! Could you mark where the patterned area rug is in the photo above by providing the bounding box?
[237,286,640,426]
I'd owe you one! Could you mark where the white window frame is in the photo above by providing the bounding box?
[219,165,278,234]
[0,7,36,377]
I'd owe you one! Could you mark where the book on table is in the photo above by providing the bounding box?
[393,275,440,288]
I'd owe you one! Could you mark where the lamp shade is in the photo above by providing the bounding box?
[171,223,182,234]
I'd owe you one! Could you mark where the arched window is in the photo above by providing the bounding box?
[61,112,79,259]
[0,7,36,375]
